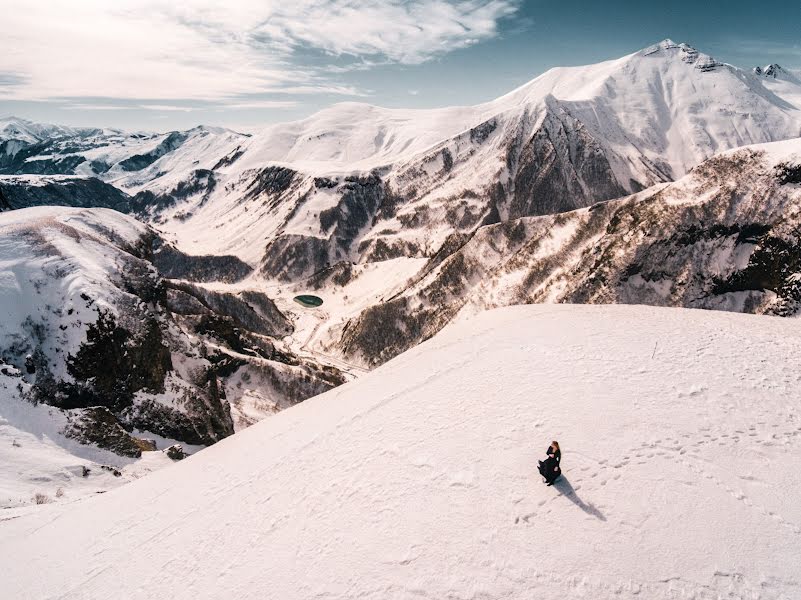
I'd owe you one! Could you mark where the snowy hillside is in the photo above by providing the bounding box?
[0,207,343,508]
[2,304,800,599]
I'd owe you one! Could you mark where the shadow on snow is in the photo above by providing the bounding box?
[553,476,606,521]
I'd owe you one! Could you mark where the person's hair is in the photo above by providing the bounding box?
[551,441,560,451]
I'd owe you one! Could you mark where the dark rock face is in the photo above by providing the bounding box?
[505,103,626,219]
[261,234,331,281]
[63,310,172,412]
[713,233,801,315]
[130,169,216,216]
[469,118,498,144]
[0,140,87,175]
[319,174,385,246]
[358,238,423,262]
[0,178,131,212]
[165,444,186,460]
[166,288,213,315]
[124,389,234,447]
[63,407,145,458]
[245,166,297,201]
[118,131,188,172]
[212,147,245,170]
[776,162,801,185]
[149,238,253,283]
[306,261,355,289]
[191,315,279,360]
[165,281,293,337]
[340,296,452,367]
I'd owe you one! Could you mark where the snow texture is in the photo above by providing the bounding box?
[2,304,800,599]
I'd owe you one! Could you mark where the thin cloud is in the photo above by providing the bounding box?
[223,100,299,110]
[63,104,134,111]
[139,104,195,112]
[0,0,521,102]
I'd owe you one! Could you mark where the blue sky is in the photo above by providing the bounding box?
[1,0,799,132]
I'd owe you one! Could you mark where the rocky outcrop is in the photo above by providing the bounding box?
[149,238,253,283]
[0,177,130,212]
[244,166,297,202]
[165,281,292,338]
[123,389,234,447]
[63,407,148,458]
[0,139,87,175]
[130,169,217,217]
[504,102,626,219]
[260,234,331,281]
[118,131,189,172]
[62,310,172,412]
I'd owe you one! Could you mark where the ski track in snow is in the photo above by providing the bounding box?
[1,305,801,599]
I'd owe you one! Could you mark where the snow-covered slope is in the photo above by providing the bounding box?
[2,304,800,599]
[0,207,343,508]
[237,39,799,178]
[5,39,801,510]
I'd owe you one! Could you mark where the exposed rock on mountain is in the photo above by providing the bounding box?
[753,63,801,83]
[0,176,130,212]
[337,139,801,365]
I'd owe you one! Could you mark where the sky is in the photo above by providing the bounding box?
[1,0,799,132]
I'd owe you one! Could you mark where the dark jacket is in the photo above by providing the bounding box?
[539,445,561,482]
[546,446,561,466]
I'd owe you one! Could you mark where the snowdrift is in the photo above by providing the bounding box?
[2,304,800,599]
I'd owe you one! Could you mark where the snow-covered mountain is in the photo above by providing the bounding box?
[754,63,801,82]
[0,117,247,198]
[3,304,801,599]
[5,38,801,504]
[0,206,344,507]
[6,40,801,273]
[140,39,801,280]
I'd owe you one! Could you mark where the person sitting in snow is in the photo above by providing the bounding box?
[538,440,561,486]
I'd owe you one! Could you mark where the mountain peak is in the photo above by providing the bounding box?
[756,63,785,78]
[639,39,722,72]
[753,63,801,84]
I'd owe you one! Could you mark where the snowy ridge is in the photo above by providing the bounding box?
[0,120,248,198]
[6,40,801,272]
[0,116,97,145]
[2,304,800,599]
